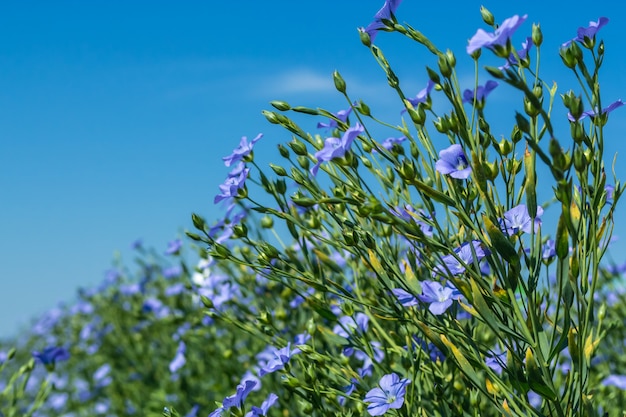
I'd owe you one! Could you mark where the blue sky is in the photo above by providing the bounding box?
[2,1,626,336]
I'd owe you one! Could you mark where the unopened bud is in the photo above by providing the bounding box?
[480,6,495,26]
[532,23,543,47]
[333,70,346,93]
[270,100,290,111]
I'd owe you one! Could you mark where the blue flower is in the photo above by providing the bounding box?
[462,80,498,103]
[499,204,543,235]
[435,240,489,277]
[310,123,364,176]
[245,393,279,417]
[418,280,461,315]
[32,346,70,367]
[169,341,186,373]
[214,163,250,204]
[317,106,352,129]
[602,374,626,389]
[467,14,528,54]
[222,134,263,167]
[403,80,435,112]
[222,379,257,409]
[562,17,609,47]
[364,373,410,416]
[435,144,472,179]
[361,0,403,43]
[392,288,418,307]
[500,37,533,69]
[258,343,301,376]
[165,238,183,255]
[567,99,623,122]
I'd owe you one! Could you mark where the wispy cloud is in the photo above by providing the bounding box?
[259,68,336,95]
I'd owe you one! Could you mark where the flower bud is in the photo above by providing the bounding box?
[359,28,372,47]
[498,139,512,155]
[260,215,274,228]
[297,155,310,170]
[532,23,543,47]
[559,47,577,69]
[437,55,451,78]
[277,143,290,158]
[515,112,531,134]
[484,66,504,79]
[480,6,495,26]
[426,66,441,84]
[333,70,346,93]
[270,163,287,176]
[233,223,248,238]
[573,147,586,173]
[262,110,280,124]
[270,100,290,111]
[356,100,371,116]
[289,139,308,156]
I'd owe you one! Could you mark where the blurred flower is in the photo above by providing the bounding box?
[222,134,263,167]
[361,0,403,43]
[163,265,183,279]
[32,346,70,366]
[333,312,369,338]
[562,17,609,47]
[258,343,301,376]
[245,393,279,417]
[378,136,406,151]
[184,405,200,417]
[418,281,461,315]
[310,123,364,175]
[317,106,352,129]
[169,341,186,373]
[364,373,410,416]
[500,37,533,69]
[435,240,489,277]
[462,80,498,103]
[435,144,472,179]
[499,204,543,235]
[567,99,623,122]
[602,374,626,389]
[392,288,418,307]
[165,239,183,255]
[214,163,250,204]
[222,379,257,408]
[467,14,528,54]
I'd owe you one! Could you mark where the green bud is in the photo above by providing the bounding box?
[410,141,419,159]
[270,100,290,111]
[433,117,448,133]
[362,232,376,249]
[598,40,605,56]
[532,23,543,47]
[343,229,359,246]
[359,28,372,47]
[406,104,426,125]
[333,70,346,93]
[289,139,308,156]
[7,347,16,360]
[485,66,505,79]
[262,110,280,124]
[426,66,441,84]
[524,96,540,117]
[360,156,372,168]
[260,242,280,259]
[191,213,206,230]
[446,49,456,68]
[356,100,371,116]
[559,46,577,69]
[484,160,499,181]
[277,143,290,158]
[511,125,523,143]
[232,223,248,238]
[480,6,495,26]
[573,147,586,172]
[291,106,319,115]
[498,139,512,155]
[275,178,286,194]
[341,301,354,316]
[437,56,451,80]
[260,215,274,228]
[269,163,287,176]
[211,243,232,259]
[297,155,310,170]
[398,159,416,180]
[515,112,531,134]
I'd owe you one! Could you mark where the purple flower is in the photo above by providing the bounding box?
[245,393,279,417]
[364,373,410,416]
[541,239,556,260]
[169,341,186,373]
[184,405,200,417]
[562,17,609,47]
[361,0,403,43]
[333,312,369,338]
[165,239,182,255]
[418,280,461,315]
[462,80,498,103]
[378,136,406,151]
[214,164,250,204]
[500,37,533,69]
[317,106,352,129]
[163,265,182,279]
[567,99,624,122]
[310,123,364,176]
[435,240,489,277]
[222,134,263,167]
[222,379,257,409]
[499,204,543,235]
[403,80,435,111]
[435,144,472,179]
[602,374,626,390]
[33,346,70,366]
[258,343,301,376]
[392,288,418,307]
[467,14,528,54]
[606,184,615,203]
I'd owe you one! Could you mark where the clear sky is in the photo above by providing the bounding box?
[2,1,626,336]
